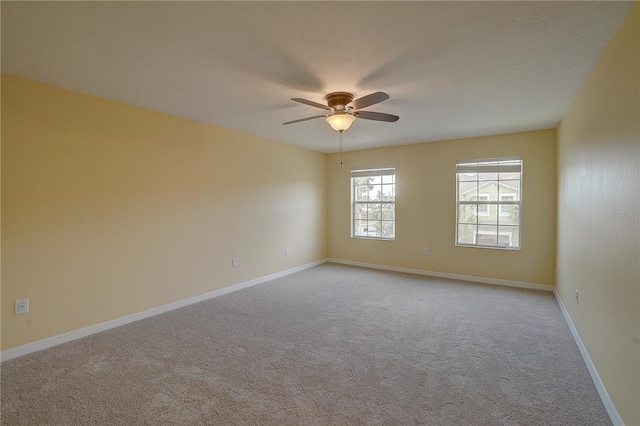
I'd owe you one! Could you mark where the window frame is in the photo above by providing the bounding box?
[351,167,396,241]
[455,157,522,250]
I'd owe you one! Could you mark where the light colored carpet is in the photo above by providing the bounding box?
[2,264,609,425]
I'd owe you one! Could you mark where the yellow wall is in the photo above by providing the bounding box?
[1,75,328,350]
[556,4,639,425]
[328,130,556,285]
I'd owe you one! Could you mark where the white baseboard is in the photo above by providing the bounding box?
[327,258,554,292]
[1,259,328,362]
[553,290,623,426]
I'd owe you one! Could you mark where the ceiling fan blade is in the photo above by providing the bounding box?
[291,98,332,110]
[282,115,328,125]
[349,92,390,110]
[355,111,399,122]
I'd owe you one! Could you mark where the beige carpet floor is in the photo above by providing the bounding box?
[2,264,609,425]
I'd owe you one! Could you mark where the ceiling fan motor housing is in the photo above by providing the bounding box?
[325,92,354,112]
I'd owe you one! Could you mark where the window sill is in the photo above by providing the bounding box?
[351,236,395,242]
[455,243,520,251]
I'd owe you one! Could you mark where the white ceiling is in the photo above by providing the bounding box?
[2,1,634,153]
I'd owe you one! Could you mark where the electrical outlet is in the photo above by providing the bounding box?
[285,247,290,256]
[15,298,29,315]
[232,258,238,267]
[575,290,579,304]
[422,248,428,255]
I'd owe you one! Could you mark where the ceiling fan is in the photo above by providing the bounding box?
[283,91,399,132]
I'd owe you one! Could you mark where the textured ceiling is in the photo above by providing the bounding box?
[1,1,634,153]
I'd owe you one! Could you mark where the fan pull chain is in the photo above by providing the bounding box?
[339,131,343,166]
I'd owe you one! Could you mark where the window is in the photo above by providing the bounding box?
[500,194,516,215]
[456,158,522,249]
[351,168,395,240]
[477,194,490,216]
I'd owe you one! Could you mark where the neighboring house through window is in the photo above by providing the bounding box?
[477,194,490,216]
[351,168,395,240]
[456,158,522,249]
[500,193,516,214]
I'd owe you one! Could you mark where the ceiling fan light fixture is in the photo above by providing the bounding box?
[326,114,356,132]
